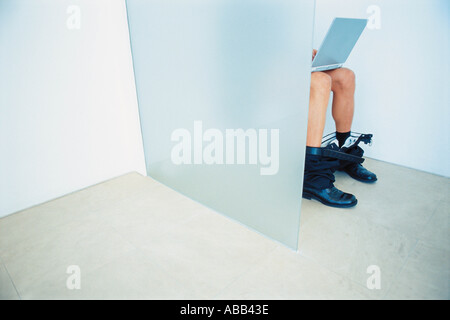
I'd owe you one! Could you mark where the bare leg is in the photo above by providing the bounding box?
[324,68,355,133]
[323,68,377,183]
[306,72,332,147]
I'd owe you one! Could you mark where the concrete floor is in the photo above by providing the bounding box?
[0,158,448,300]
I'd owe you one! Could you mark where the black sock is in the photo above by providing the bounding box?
[336,131,350,148]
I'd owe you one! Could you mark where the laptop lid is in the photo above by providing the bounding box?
[312,18,368,68]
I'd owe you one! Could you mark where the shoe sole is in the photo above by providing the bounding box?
[302,191,358,208]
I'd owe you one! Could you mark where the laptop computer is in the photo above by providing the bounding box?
[312,18,368,72]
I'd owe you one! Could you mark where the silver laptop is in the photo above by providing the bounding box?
[312,18,368,72]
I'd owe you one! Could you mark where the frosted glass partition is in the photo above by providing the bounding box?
[126,0,314,249]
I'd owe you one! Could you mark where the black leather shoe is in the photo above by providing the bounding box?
[342,163,377,183]
[302,186,357,208]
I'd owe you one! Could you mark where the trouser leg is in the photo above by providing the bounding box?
[303,147,358,208]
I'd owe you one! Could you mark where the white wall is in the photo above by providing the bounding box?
[315,0,450,177]
[0,0,146,217]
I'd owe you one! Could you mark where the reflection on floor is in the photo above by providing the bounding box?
[0,158,448,300]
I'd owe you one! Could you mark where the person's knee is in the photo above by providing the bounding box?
[332,68,355,91]
[311,72,332,93]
